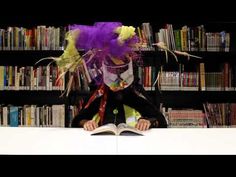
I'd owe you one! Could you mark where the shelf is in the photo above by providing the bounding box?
[1,50,235,66]
[159,91,236,108]
[0,50,64,65]
[139,51,236,66]
[187,51,236,62]
[68,90,92,96]
[0,90,67,105]
[64,89,236,108]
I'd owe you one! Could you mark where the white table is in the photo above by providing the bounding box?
[0,127,117,155]
[0,127,236,155]
[117,128,236,155]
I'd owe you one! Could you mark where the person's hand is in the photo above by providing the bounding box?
[83,120,98,131]
[135,118,151,131]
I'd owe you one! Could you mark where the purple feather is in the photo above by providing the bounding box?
[69,22,140,85]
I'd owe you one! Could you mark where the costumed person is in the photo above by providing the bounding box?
[40,22,167,131]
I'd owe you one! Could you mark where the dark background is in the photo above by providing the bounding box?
[1,0,236,26]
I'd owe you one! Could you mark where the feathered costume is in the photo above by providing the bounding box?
[41,22,167,127]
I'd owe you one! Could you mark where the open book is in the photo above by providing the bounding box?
[91,123,143,136]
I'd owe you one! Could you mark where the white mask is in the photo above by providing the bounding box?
[102,58,134,91]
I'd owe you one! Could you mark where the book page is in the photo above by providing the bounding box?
[91,123,117,135]
[117,123,143,136]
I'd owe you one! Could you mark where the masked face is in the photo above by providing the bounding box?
[103,58,134,91]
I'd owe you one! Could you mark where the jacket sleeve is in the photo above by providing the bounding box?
[71,97,101,127]
[134,96,167,128]
[124,88,167,128]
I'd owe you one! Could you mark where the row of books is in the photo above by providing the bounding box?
[158,62,236,91]
[0,26,67,50]
[199,62,236,91]
[0,23,154,51]
[135,71,235,91]
[137,66,158,91]
[68,69,91,92]
[155,24,230,52]
[159,71,236,91]
[162,102,236,128]
[136,23,155,51]
[0,104,65,127]
[0,24,231,52]
[0,66,65,91]
[2,103,235,128]
[68,105,83,127]
[203,103,236,127]
[161,107,206,128]
[159,71,199,91]
[204,72,229,91]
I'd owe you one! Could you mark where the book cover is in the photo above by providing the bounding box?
[10,106,18,127]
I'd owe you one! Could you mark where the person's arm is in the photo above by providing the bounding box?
[135,99,167,128]
[125,88,167,128]
[71,97,101,128]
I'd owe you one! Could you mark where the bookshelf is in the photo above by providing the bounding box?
[149,20,236,127]
[0,49,68,127]
[1,13,236,128]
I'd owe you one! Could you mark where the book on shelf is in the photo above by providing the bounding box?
[91,123,143,136]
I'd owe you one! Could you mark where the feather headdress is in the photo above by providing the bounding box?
[37,22,141,96]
